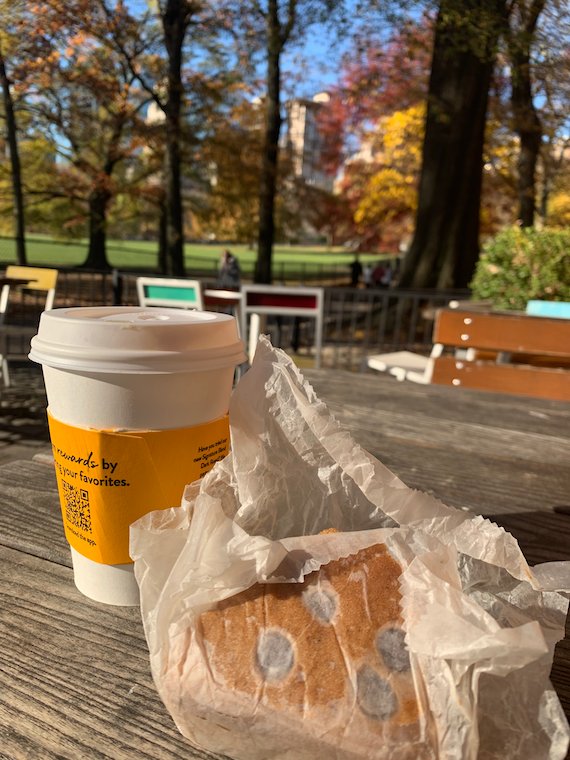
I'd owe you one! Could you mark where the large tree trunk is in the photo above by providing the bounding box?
[83,185,111,270]
[161,0,191,277]
[514,120,541,227]
[82,126,124,271]
[509,0,545,227]
[163,109,185,275]
[0,42,26,266]
[400,0,507,290]
[255,1,283,284]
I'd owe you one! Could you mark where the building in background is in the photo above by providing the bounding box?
[285,92,334,193]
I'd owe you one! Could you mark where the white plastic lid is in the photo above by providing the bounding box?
[29,306,246,374]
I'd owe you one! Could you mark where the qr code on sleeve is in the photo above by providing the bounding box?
[62,480,92,533]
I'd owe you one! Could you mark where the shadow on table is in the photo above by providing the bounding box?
[551,612,570,756]
[492,509,570,746]
[0,362,49,445]
[490,511,570,566]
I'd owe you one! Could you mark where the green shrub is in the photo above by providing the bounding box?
[470,226,570,310]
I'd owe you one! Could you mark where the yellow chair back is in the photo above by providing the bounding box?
[6,265,58,291]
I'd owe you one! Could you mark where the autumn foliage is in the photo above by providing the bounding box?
[2,0,570,284]
[314,22,431,252]
[10,1,156,266]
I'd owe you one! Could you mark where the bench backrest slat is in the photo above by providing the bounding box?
[434,310,570,358]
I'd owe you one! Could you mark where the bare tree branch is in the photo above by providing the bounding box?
[251,0,267,20]
[280,0,297,45]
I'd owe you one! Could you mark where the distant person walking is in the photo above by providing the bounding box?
[362,263,373,288]
[349,255,362,287]
[372,262,386,288]
[381,265,393,288]
[218,249,241,289]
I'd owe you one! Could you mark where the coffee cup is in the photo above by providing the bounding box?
[29,306,245,606]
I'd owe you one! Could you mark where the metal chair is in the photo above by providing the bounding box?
[362,298,474,384]
[363,346,443,383]
[240,284,324,367]
[136,277,244,381]
[0,265,58,387]
[136,276,204,311]
[203,288,244,339]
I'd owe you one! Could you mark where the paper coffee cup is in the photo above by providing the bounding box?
[30,306,245,606]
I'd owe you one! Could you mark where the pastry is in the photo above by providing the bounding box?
[190,542,434,758]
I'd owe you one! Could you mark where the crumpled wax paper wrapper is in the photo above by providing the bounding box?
[130,336,570,760]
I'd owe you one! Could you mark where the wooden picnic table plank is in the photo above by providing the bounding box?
[302,370,570,517]
[1,366,569,558]
[352,434,569,516]
[2,463,570,759]
[491,511,570,565]
[1,442,567,580]
[0,459,69,566]
[304,368,570,439]
[0,545,226,760]
[329,402,570,466]
[2,365,570,759]
[1,449,568,570]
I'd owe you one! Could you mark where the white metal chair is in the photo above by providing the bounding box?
[203,288,244,339]
[365,343,477,383]
[362,298,476,384]
[240,284,324,368]
[0,265,58,386]
[136,276,204,311]
[364,344,444,383]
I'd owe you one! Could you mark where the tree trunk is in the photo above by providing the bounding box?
[400,0,507,290]
[81,126,124,271]
[158,196,168,273]
[83,185,111,270]
[515,124,541,227]
[0,42,26,266]
[509,0,545,228]
[161,0,190,277]
[163,110,185,275]
[539,165,551,225]
[255,0,282,284]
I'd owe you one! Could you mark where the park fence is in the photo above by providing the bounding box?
[1,266,467,372]
[321,286,467,371]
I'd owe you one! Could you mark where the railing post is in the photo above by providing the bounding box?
[112,268,123,306]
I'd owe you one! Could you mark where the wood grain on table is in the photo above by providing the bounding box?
[304,369,570,519]
[0,459,227,760]
[1,369,570,759]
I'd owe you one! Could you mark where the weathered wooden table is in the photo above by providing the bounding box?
[1,369,570,759]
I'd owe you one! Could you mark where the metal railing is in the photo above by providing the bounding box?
[1,264,470,371]
[321,287,467,370]
[235,286,468,371]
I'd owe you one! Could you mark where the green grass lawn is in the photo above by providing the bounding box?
[0,235,394,274]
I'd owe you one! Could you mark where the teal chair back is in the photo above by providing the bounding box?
[136,277,204,311]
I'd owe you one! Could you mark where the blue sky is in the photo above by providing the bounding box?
[282,26,347,99]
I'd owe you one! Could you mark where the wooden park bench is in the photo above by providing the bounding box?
[431,308,570,401]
